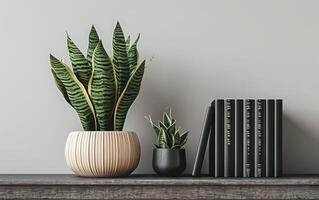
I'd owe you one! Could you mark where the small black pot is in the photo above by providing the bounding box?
[152,149,186,176]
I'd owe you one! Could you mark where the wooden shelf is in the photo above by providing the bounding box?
[0,174,318,199]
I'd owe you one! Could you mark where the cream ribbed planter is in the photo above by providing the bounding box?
[65,131,140,177]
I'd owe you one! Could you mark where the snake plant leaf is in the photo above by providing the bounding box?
[159,120,169,131]
[153,143,160,148]
[127,34,140,75]
[114,60,145,130]
[158,129,168,148]
[166,121,176,138]
[87,25,99,65]
[163,112,172,127]
[88,41,116,131]
[67,35,91,89]
[50,54,96,131]
[126,35,131,50]
[113,22,130,97]
[180,131,189,146]
[145,115,161,136]
[173,132,181,146]
[174,126,181,135]
[51,69,71,105]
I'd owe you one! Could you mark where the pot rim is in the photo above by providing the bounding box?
[153,148,185,151]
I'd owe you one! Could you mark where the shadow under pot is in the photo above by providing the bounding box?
[152,149,186,176]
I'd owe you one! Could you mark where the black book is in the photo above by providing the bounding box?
[243,99,255,177]
[266,99,275,177]
[208,102,215,177]
[192,104,214,177]
[224,99,235,177]
[274,99,283,177]
[254,99,266,177]
[215,99,224,177]
[235,99,244,177]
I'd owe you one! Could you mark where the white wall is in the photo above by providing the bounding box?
[0,0,319,174]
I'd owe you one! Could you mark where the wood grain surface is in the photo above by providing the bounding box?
[0,175,319,199]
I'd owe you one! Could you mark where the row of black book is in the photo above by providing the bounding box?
[192,99,283,177]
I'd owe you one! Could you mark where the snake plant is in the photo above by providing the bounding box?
[50,22,145,131]
[146,109,189,149]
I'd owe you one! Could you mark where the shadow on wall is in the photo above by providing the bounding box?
[283,114,319,174]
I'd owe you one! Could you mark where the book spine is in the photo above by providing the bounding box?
[274,99,283,177]
[192,104,214,176]
[243,99,255,177]
[254,99,266,177]
[208,101,215,177]
[215,99,224,177]
[224,99,235,177]
[235,99,244,177]
[266,99,275,177]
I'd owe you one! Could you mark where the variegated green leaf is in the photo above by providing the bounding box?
[114,60,145,130]
[88,41,116,131]
[87,25,99,65]
[174,132,181,146]
[158,129,168,148]
[50,54,96,131]
[145,115,161,136]
[153,143,160,148]
[51,69,71,105]
[159,121,168,130]
[127,34,140,75]
[163,112,172,127]
[67,35,91,89]
[126,35,131,50]
[167,121,176,136]
[113,22,130,97]
[180,131,189,147]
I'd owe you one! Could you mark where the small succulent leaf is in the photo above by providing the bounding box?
[169,108,172,119]
[165,130,174,148]
[88,41,116,131]
[50,55,96,131]
[152,124,161,136]
[158,129,168,148]
[87,25,100,65]
[163,112,172,127]
[145,115,161,136]
[172,145,181,149]
[181,137,188,147]
[51,69,71,105]
[159,121,168,130]
[114,60,145,130]
[174,126,181,135]
[174,132,181,146]
[180,131,189,146]
[67,35,91,89]
[145,115,155,127]
[167,121,176,137]
[126,35,131,50]
[127,34,140,75]
[153,143,160,148]
[113,22,130,98]
[172,119,176,126]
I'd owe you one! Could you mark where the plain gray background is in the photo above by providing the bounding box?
[0,0,318,174]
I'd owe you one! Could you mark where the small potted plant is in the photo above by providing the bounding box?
[50,22,145,177]
[146,109,189,176]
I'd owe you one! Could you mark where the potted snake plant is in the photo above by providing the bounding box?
[146,109,189,176]
[50,22,145,177]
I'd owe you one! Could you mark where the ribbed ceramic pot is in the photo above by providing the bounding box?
[65,131,140,177]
